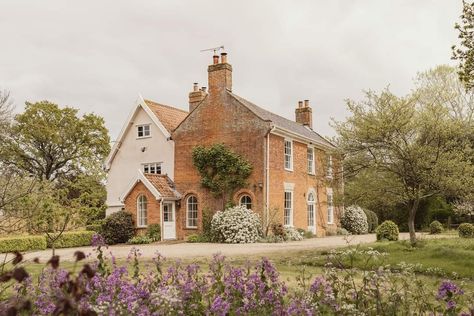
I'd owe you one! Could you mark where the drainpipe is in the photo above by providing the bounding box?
[160,198,164,241]
[265,124,275,233]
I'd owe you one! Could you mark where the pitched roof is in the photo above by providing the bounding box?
[143,174,181,199]
[228,92,335,148]
[144,99,188,133]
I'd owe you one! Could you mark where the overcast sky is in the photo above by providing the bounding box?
[0,1,462,139]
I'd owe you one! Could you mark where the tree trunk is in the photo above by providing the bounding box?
[408,199,420,245]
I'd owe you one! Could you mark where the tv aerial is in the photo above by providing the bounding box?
[200,45,225,55]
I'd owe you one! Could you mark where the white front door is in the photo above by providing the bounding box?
[162,202,176,240]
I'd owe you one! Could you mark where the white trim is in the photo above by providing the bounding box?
[326,187,334,224]
[137,194,148,228]
[104,95,172,170]
[284,190,294,227]
[271,126,335,151]
[307,146,315,175]
[119,169,162,203]
[284,138,293,171]
[185,195,198,229]
[307,188,317,234]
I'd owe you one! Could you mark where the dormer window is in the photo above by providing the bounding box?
[143,162,162,174]
[137,124,151,138]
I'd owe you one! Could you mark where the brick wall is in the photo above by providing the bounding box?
[124,181,161,235]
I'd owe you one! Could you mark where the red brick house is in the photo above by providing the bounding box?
[118,53,341,240]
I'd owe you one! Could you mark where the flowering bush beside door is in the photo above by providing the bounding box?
[341,205,369,234]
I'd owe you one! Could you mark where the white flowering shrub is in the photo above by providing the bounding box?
[285,227,304,241]
[341,205,369,234]
[211,205,262,243]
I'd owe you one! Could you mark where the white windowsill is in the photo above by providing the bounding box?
[137,225,148,228]
[137,136,152,140]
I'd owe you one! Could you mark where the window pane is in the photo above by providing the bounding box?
[284,191,292,226]
[138,126,143,137]
[157,164,162,174]
[187,196,198,227]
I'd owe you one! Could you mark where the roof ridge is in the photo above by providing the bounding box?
[144,99,188,113]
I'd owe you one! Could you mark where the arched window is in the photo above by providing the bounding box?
[137,195,147,227]
[307,192,315,228]
[186,195,198,228]
[239,195,252,209]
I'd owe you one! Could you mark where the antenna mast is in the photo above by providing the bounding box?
[200,45,225,55]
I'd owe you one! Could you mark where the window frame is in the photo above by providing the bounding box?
[186,195,198,229]
[137,124,151,138]
[327,155,333,179]
[327,188,334,224]
[307,192,315,228]
[143,162,162,175]
[239,195,252,209]
[284,139,293,171]
[137,195,148,228]
[307,146,315,175]
[284,190,293,226]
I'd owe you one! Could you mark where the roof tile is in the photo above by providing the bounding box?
[144,100,188,133]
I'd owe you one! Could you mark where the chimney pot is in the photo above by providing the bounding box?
[304,99,309,107]
[213,55,219,64]
[201,87,207,93]
[298,101,303,108]
[221,52,227,63]
[193,82,199,92]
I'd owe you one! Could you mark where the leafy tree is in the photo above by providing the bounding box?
[192,144,253,208]
[452,1,474,91]
[335,77,474,245]
[0,101,110,181]
[26,181,84,255]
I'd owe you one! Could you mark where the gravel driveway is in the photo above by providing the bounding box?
[19,232,438,263]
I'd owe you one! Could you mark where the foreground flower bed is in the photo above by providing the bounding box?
[1,235,473,315]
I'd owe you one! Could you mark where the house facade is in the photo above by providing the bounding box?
[108,53,342,240]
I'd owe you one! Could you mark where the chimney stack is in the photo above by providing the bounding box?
[295,99,313,129]
[188,82,207,112]
[208,52,232,94]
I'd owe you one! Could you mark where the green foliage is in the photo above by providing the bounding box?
[0,101,110,181]
[186,234,210,243]
[85,220,104,233]
[127,235,153,244]
[303,230,314,239]
[337,227,349,236]
[46,231,95,248]
[192,144,253,204]
[201,208,214,241]
[0,235,47,253]
[336,67,474,244]
[429,220,443,234]
[101,211,134,245]
[458,223,474,238]
[376,221,399,241]
[146,224,161,242]
[364,209,379,233]
[452,0,474,90]
[271,223,286,239]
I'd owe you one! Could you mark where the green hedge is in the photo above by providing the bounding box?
[47,231,95,248]
[0,235,47,253]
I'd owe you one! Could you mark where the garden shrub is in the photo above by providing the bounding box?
[429,220,443,234]
[47,231,95,248]
[376,220,399,241]
[303,230,314,239]
[211,205,262,243]
[85,220,104,233]
[458,223,474,238]
[0,235,47,253]
[127,235,153,244]
[341,205,369,234]
[271,223,286,239]
[285,227,303,241]
[187,234,210,243]
[337,227,349,236]
[101,211,134,245]
[364,209,379,233]
[146,224,161,242]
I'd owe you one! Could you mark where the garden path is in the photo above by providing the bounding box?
[20,232,448,263]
